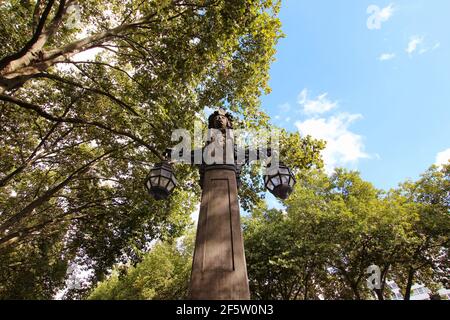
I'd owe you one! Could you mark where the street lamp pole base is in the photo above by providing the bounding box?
[188,164,250,300]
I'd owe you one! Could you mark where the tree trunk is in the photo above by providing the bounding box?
[375,264,390,300]
[351,283,361,300]
[0,1,69,82]
[374,289,384,300]
[0,10,158,93]
[404,267,415,300]
[303,272,311,300]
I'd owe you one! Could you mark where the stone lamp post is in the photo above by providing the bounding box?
[145,108,296,300]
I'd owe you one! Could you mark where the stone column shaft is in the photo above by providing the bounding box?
[188,165,250,300]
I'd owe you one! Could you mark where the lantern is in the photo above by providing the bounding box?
[145,162,177,200]
[263,162,296,200]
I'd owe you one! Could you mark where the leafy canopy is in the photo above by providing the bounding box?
[0,0,324,299]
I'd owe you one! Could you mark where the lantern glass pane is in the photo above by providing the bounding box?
[281,175,290,185]
[279,167,289,174]
[267,181,274,191]
[150,177,159,186]
[150,169,161,177]
[161,169,172,178]
[171,176,178,186]
[167,181,175,191]
[159,177,169,188]
[271,176,281,186]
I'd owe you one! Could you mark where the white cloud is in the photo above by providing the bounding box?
[435,148,450,167]
[367,4,396,30]
[419,42,441,55]
[298,89,338,115]
[406,36,424,55]
[379,4,395,21]
[298,89,308,105]
[432,42,441,50]
[295,113,369,173]
[379,53,396,61]
[406,36,441,56]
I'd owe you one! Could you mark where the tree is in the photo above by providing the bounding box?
[86,164,447,300]
[0,232,68,299]
[244,168,443,300]
[0,0,324,299]
[244,206,330,300]
[391,164,450,300]
[281,169,398,300]
[88,228,195,300]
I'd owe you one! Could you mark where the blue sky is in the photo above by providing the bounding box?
[262,0,450,193]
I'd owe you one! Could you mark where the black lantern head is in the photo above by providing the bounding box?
[264,162,296,200]
[145,162,177,200]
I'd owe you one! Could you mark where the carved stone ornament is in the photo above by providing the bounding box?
[208,108,234,131]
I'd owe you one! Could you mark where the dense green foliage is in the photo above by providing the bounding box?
[244,164,449,300]
[87,164,448,300]
[0,0,319,299]
[1,0,446,301]
[88,228,195,300]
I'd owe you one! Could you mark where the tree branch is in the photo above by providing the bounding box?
[0,96,75,188]
[0,0,72,75]
[32,0,43,33]
[0,0,56,70]
[0,146,123,235]
[32,72,141,116]
[57,60,146,90]
[40,12,159,66]
[0,94,163,159]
